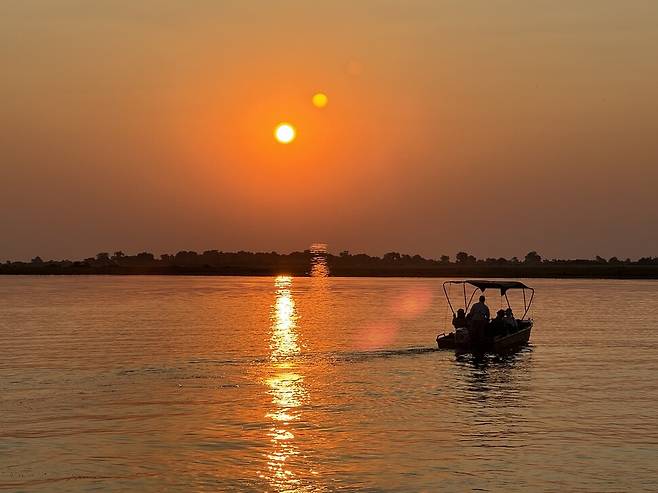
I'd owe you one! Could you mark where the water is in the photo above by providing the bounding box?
[1,276,657,492]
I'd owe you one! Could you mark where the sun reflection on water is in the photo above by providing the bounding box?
[310,243,329,278]
[261,275,309,491]
[270,275,300,360]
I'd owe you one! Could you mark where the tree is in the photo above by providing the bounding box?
[524,251,542,264]
[456,252,476,264]
[96,252,110,261]
[112,251,125,260]
[136,252,155,262]
[383,252,401,261]
[31,256,43,264]
[439,255,450,264]
[340,250,350,257]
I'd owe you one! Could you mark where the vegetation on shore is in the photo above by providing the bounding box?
[2,250,658,278]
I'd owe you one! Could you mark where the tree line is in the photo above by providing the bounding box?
[1,249,658,278]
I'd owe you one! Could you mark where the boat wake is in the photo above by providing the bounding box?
[118,347,442,378]
[334,346,439,363]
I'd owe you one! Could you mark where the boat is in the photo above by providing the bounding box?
[436,280,535,353]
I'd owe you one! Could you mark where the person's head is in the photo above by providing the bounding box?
[479,295,485,303]
[497,309,505,318]
[457,308,465,317]
[505,308,513,316]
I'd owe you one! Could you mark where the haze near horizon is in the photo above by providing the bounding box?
[2,1,657,261]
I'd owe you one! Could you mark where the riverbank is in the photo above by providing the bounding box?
[2,262,658,279]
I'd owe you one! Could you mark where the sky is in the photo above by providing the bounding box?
[2,0,658,261]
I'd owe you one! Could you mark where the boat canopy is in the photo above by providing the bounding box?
[445,280,530,295]
[442,279,535,320]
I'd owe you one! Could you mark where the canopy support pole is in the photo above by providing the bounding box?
[466,288,478,312]
[442,281,456,316]
[521,288,534,320]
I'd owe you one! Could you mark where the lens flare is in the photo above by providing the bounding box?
[312,92,328,108]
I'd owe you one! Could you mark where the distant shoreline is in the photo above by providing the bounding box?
[2,257,658,280]
[2,273,658,280]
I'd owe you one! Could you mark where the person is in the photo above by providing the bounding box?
[469,295,490,322]
[490,309,506,337]
[503,308,518,331]
[452,308,467,328]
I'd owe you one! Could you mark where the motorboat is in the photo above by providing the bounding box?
[436,280,535,353]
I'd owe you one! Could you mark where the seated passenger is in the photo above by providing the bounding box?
[452,308,467,329]
[490,309,506,337]
[503,308,518,331]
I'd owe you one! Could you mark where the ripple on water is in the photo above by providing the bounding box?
[1,276,657,492]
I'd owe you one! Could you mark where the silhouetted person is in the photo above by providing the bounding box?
[503,308,518,331]
[452,308,467,328]
[469,295,490,322]
[490,309,506,337]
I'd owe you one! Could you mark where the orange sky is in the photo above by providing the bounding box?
[1,1,658,260]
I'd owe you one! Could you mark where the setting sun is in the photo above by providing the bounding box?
[274,123,296,144]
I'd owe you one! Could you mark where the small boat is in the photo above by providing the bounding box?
[436,280,535,353]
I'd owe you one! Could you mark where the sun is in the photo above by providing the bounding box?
[312,92,328,108]
[274,123,296,144]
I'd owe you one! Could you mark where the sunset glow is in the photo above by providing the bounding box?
[3,3,658,492]
[2,1,658,261]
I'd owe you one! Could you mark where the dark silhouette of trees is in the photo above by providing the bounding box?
[2,248,657,278]
[456,252,477,264]
[383,252,401,261]
[136,252,154,261]
[524,251,542,264]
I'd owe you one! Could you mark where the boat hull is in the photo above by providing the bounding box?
[436,321,533,353]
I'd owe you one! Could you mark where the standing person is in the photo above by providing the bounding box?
[469,295,490,322]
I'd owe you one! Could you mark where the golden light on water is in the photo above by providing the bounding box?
[312,92,328,108]
[274,123,296,144]
[310,243,329,278]
[262,275,308,491]
[270,275,300,359]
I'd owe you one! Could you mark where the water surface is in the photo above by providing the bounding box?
[1,276,657,491]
